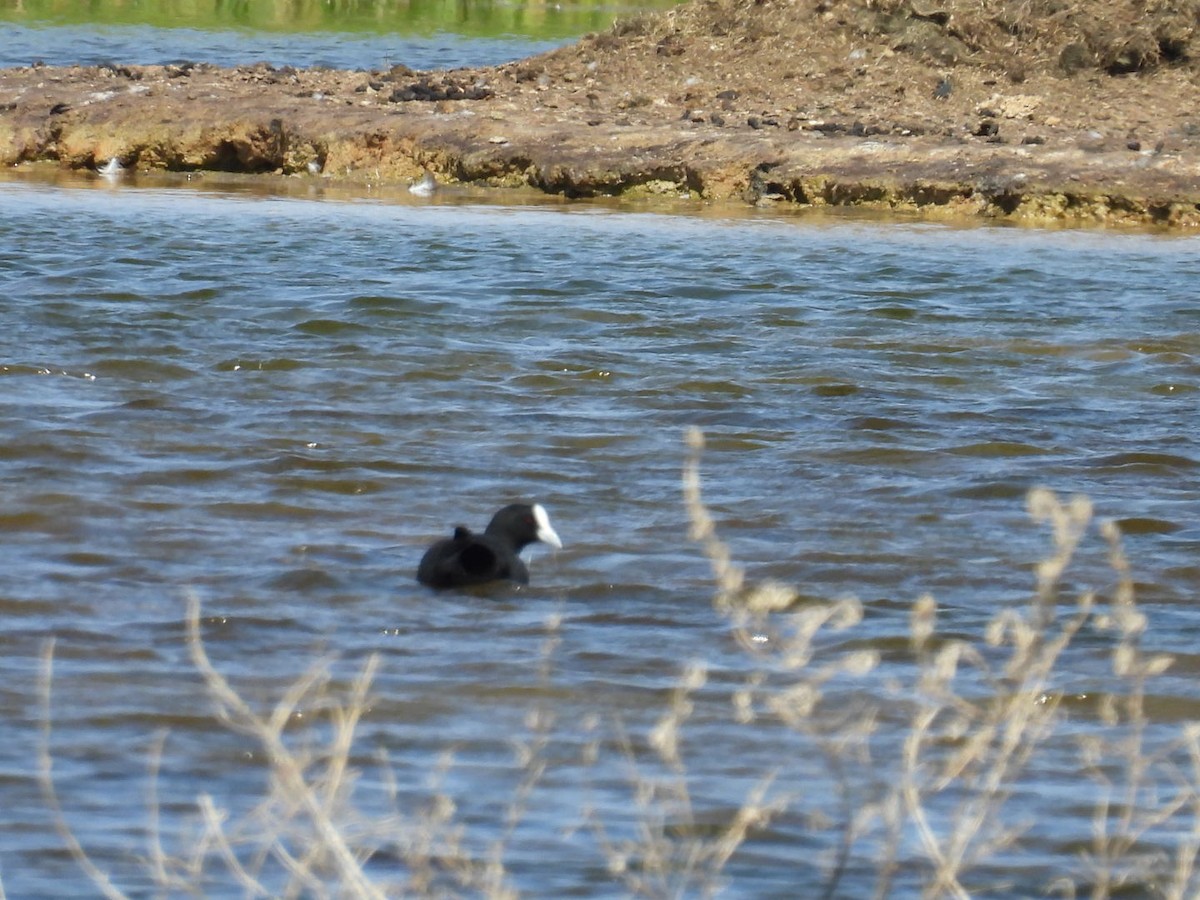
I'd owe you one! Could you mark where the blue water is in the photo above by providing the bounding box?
[0,22,567,70]
[1,174,1198,896]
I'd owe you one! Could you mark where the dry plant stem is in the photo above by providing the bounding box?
[36,639,131,900]
[143,728,201,896]
[902,490,1098,899]
[902,489,1200,898]
[587,677,783,900]
[198,794,272,896]
[404,753,458,893]
[1080,520,1198,898]
[870,788,905,900]
[1166,728,1200,898]
[706,773,785,876]
[277,830,329,900]
[683,427,744,608]
[682,427,876,898]
[482,614,563,900]
[901,679,969,900]
[284,654,377,900]
[221,660,342,894]
[398,747,495,894]
[184,592,386,900]
[144,730,169,888]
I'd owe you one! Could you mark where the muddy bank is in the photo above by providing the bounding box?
[2,0,1199,227]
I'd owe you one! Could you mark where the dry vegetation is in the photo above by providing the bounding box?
[25,428,1200,897]
[859,0,1200,75]
[535,0,1200,145]
[588,0,1200,77]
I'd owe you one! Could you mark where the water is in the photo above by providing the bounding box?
[0,0,668,71]
[1,174,1199,896]
[0,22,569,70]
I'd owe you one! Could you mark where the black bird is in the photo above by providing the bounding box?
[417,503,562,589]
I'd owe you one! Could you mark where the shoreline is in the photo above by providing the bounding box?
[3,3,1199,228]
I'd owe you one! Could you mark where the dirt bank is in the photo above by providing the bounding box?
[2,0,1199,226]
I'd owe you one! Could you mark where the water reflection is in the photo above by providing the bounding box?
[0,22,568,69]
[0,0,680,68]
[2,0,655,36]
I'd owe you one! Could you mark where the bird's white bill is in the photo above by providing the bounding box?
[532,503,563,549]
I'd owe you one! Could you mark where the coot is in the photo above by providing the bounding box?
[417,503,562,589]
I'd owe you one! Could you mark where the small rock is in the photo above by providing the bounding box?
[983,94,1041,119]
[656,36,684,57]
[1059,42,1093,75]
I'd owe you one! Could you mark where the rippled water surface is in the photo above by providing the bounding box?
[0,22,566,69]
[1,176,1198,896]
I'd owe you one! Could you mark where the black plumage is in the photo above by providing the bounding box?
[417,503,562,589]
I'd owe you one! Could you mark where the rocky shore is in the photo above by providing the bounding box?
[2,0,1199,227]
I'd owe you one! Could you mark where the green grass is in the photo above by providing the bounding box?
[0,0,679,40]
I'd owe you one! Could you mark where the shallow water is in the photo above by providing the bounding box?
[1,174,1198,896]
[0,0,668,70]
[0,22,569,70]
[0,0,647,37]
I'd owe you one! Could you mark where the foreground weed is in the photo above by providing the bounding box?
[33,429,1200,898]
[683,427,1200,898]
